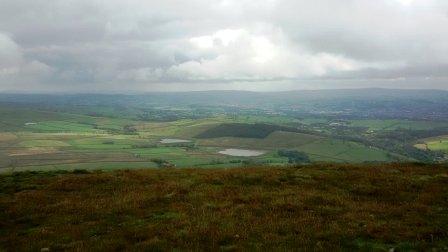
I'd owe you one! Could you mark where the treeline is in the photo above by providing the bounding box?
[196,123,303,139]
[278,149,310,164]
[137,109,212,122]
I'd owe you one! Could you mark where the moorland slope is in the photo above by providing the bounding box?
[1,163,447,250]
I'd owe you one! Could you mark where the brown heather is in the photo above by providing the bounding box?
[0,163,447,251]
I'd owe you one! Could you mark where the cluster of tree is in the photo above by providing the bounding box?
[123,125,137,134]
[150,158,175,168]
[278,149,311,164]
[196,123,302,139]
[163,142,196,148]
[132,143,157,148]
[137,109,212,122]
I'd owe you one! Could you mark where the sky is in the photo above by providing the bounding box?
[0,0,447,93]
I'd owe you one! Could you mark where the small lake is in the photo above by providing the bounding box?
[160,138,191,144]
[218,148,265,157]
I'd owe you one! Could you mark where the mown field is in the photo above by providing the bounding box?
[0,163,447,250]
[415,135,448,153]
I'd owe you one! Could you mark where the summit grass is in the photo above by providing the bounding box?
[0,163,447,251]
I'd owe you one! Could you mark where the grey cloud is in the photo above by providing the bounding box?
[273,0,448,62]
[0,0,447,92]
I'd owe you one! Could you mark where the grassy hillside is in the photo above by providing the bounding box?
[0,107,137,133]
[197,131,396,162]
[1,163,447,251]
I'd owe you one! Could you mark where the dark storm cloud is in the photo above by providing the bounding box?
[0,0,447,92]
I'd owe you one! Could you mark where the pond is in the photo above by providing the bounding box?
[159,138,191,144]
[218,148,265,157]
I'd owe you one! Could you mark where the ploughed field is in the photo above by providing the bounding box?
[0,163,447,250]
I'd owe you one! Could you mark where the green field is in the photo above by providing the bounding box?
[18,140,71,148]
[6,161,159,173]
[0,107,138,133]
[349,119,448,131]
[297,139,392,162]
[0,108,431,172]
[428,141,448,152]
[415,135,448,153]
[197,131,396,162]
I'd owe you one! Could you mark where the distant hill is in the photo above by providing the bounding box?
[1,88,447,120]
[1,88,448,106]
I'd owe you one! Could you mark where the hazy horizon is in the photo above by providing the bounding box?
[1,0,447,92]
[1,87,448,95]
